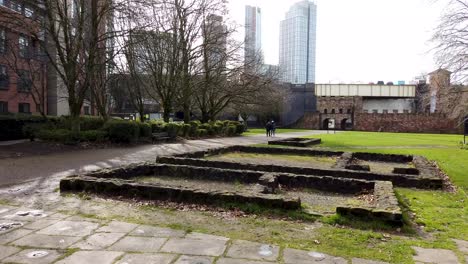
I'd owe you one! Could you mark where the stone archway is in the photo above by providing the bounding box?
[341,118,353,130]
[322,118,330,130]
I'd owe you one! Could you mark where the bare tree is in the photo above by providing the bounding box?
[0,0,137,135]
[431,0,468,122]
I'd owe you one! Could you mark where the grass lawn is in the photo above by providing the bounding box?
[243,128,309,136]
[299,131,468,263]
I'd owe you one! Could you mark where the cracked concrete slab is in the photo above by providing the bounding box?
[115,253,176,264]
[161,237,227,256]
[283,248,347,264]
[351,258,389,264]
[174,255,215,264]
[226,240,279,262]
[216,258,274,264]
[0,245,21,260]
[36,220,99,237]
[108,236,167,252]
[2,249,62,264]
[130,225,186,238]
[72,232,126,250]
[55,251,124,264]
[0,228,34,244]
[12,234,82,249]
[96,221,138,233]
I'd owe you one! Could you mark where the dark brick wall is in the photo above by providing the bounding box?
[354,113,459,134]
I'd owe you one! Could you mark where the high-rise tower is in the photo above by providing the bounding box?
[279,0,317,84]
[244,5,262,66]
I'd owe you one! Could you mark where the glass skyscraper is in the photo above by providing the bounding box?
[279,0,317,84]
[245,5,262,65]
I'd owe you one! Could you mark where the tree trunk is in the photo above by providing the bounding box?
[183,103,190,123]
[163,110,170,123]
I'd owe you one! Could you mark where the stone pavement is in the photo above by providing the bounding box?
[1,206,466,264]
[0,206,393,264]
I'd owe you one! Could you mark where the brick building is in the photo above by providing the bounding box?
[0,0,48,115]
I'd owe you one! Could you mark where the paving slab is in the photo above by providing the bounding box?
[36,220,99,237]
[23,219,60,230]
[352,258,389,264]
[96,221,138,233]
[55,250,124,264]
[0,228,34,244]
[115,253,176,264]
[185,232,230,242]
[12,234,82,249]
[161,237,227,256]
[226,240,279,262]
[452,239,468,254]
[72,232,126,250]
[46,213,70,220]
[0,207,14,215]
[108,236,167,252]
[283,248,347,264]
[2,249,62,264]
[174,255,215,264]
[0,245,21,260]
[216,258,274,264]
[412,247,460,264]
[130,225,185,238]
[64,215,103,223]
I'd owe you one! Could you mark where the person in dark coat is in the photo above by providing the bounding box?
[265,121,272,137]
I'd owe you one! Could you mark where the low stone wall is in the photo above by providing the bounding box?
[352,152,413,163]
[59,162,403,224]
[337,181,402,224]
[268,138,321,147]
[157,156,443,189]
[60,176,301,210]
[354,113,459,134]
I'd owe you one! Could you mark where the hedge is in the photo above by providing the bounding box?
[138,123,152,138]
[103,120,140,143]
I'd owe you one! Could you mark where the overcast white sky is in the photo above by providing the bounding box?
[226,0,446,83]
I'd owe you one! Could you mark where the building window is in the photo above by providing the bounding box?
[339,109,343,114]
[18,103,30,113]
[347,109,351,114]
[323,109,327,114]
[0,65,8,89]
[0,101,8,113]
[17,70,32,92]
[393,110,398,114]
[84,106,90,115]
[372,110,378,114]
[24,5,34,18]
[331,109,335,114]
[10,0,23,13]
[0,27,5,53]
[19,35,30,58]
[383,110,388,114]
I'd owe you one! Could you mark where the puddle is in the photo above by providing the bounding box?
[308,252,326,261]
[0,222,23,231]
[258,244,273,256]
[26,251,49,259]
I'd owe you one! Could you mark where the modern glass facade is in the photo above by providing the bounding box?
[279,0,317,84]
[245,5,262,65]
